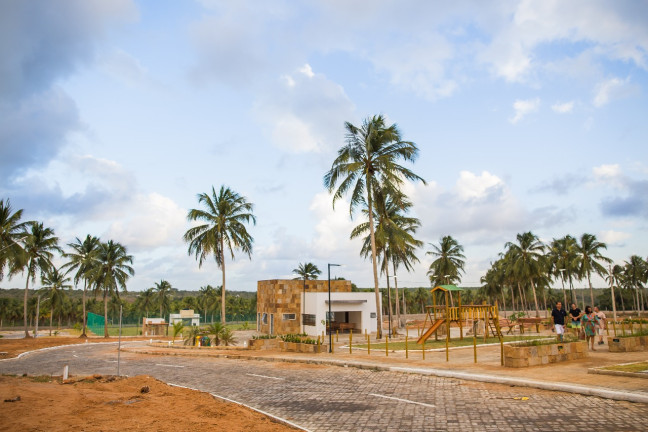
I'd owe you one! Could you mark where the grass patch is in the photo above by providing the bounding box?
[512,334,579,347]
[602,362,648,373]
[353,335,545,350]
[29,375,52,383]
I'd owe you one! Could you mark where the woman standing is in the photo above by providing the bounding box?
[581,306,600,351]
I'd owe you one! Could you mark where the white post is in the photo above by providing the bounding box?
[63,364,69,380]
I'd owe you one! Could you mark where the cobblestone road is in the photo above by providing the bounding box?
[2,342,647,432]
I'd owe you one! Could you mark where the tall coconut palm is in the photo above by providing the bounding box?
[40,266,71,335]
[135,287,156,318]
[324,115,425,338]
[18,222,62,337]
[505,232,545,317]
[62,235,100,338]
[351,189,422,328]
[0,199,30,281]
[427,235,465,287]
[624,255,647,315]
[293,262,321,333]
[89,240,134,337]
[547,235,579,307]
[184,185,256,324]
[154,280,173,319]
[576,233,612,307]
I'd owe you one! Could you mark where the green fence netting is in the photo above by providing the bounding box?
[87,312,105,336]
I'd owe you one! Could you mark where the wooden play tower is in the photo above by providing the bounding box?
[417,285,503,345]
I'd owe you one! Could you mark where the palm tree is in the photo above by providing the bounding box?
[154,280,173,319]
[89,240,134,337]
[547,235,579,307]
[171,321,184,343]
[351,189,422,327]
[324,115,425,338]
[576,233,612,307]
[40,266,71,335]
[427,235,465,287]
[198,285,218,323]
[184,185,256,325]
[0,199,30,281]
[61,235,100,338]
[293,262,321,333]
[18,222,62,337]
[135,287,156,318]
[505,232,545,317]
[206,322,225,346]
[624,255,647,315]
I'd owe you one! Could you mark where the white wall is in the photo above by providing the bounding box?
[303,292,380,337]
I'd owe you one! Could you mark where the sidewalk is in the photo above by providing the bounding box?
[123,333,648,404]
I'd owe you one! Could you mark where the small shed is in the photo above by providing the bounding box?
[142,317,167,336]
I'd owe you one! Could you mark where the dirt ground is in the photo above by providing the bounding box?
[0,337,297,432]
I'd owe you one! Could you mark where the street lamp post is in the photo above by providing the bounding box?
[386,276,393,338]
[327,263,341,353]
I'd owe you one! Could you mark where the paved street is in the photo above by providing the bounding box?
[2,342,647,432]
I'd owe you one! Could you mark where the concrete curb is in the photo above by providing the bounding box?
[588,367,648,380]
[123,347,648,404]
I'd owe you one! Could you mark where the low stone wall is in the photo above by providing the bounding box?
[504,341,588,367]
[248,338,324,353]
[279,341,323,353]
[608,335,648,352]
[248,338,279,350]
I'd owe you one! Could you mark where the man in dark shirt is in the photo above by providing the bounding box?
[551,302,567,341]
[569,303,582,336]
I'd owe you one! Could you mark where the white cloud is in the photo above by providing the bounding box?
[593,77,634,107]
[509,98,540,123]
[254,64,354,153]
[599,230,631,246]
[103,192,186,251]
[593,164,624,188]
[456,171,504,200]
[551,101,574,114]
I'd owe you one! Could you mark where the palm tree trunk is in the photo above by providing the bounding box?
[103,291,109,338]
[220,241,226,325]
[516,283,525,314]
[367,190,383,339]
[23,262,33,338]
[393,269,401,328]
[509,285,516,313]
[81,280,88,338]
[560,277,568,311]
[49,309,53,336]
[530,279,540,317]
[587,273,594,308]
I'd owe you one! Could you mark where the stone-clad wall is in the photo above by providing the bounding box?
[257,279,352,335]
[504,341,588,367]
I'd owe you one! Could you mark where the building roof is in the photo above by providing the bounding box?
[430,284,463,293]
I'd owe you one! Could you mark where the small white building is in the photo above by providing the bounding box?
[257,279,380,337]
[169,309,200,327]
[303,291,378,337]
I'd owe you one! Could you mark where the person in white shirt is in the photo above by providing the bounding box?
[594,306,607,345]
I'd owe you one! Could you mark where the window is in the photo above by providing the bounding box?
[302,314,316,326]
[370,312,376,318]
[262,313,268,324]
[283,313,296,320]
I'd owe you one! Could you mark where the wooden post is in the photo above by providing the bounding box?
[483,307,488,343]
[473,332,477,363]
[621,320,626,336]
[433,292,438,341]
[445,291,450,362]
[367,334,371,355]
[385,333,389,357]
[458,292,464,340]
[349,329,352,354]
[422,338,425,360]
[405,333,408,359]
[612,320,617,337]
[317,335,321,351]
[336,330,339,342]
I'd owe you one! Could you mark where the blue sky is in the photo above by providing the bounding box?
[1,0,647,292]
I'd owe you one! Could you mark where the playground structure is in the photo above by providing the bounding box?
[417,285,504,362]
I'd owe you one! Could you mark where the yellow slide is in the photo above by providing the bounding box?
[416,319,445,344]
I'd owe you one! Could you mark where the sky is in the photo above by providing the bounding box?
[1,0,647,293]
